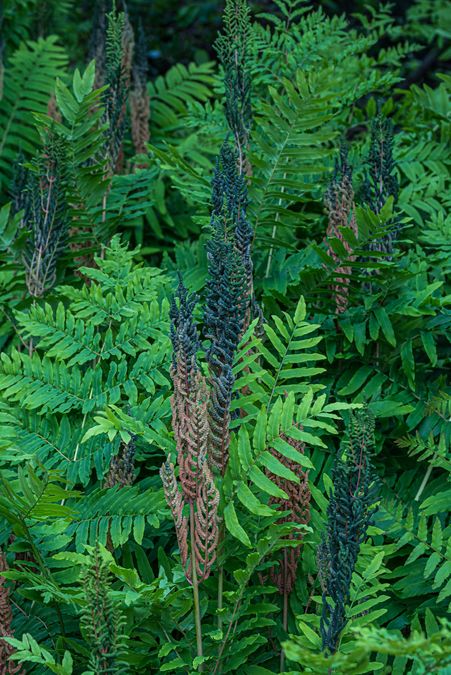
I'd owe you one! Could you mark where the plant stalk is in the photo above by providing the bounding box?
[190,503,204,671]
[217,564,224,632]
[414,462,434,502]
[280,550,288,672]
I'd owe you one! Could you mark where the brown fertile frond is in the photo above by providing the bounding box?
[130,23,150,157]
[208,364,234,476]
[0,552,23,674]
[89,0,107,89]
[316,539,330,594]
[191,462,220,583]
[325,153,357,314]
[174,372,209,503]
[170,358,195,497]
[104,436,136,488]
[121,14,135,91]
[160,461,189,572]
[47,94,62,124]
[113,12,134,173]
[267,434,312,595]
[130,85,150,156]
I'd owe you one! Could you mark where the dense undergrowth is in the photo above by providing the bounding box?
[0,0,450,673]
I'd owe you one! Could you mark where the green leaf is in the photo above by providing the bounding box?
[248,465,288,499]
[294,296,306,323]
[236,482,276,516]
[260,451,300,483]
[374,307,396,346]
[224,502,251,547]
[253,408,267,454]
[420,332,437,366]
[271,436,314,469]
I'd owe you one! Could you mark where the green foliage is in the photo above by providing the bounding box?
[0,237,172,486]
[0,37,68,192]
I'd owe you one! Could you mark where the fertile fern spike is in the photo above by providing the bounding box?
[160,460,189,572]
[104,435,136,488]
[192,461,219,583]
[22,133,70,297]
[0,552,22,674]
[170,277,200,374]
[80,544,125,674]
[205,145,256,473]
[170,281,201,488]
[177,372,210,503]
[320,410,379,654]
[170,280,209,500]
[205,229,247,369]
[324,146,358,314]
[205,235,246,473]
[130,22,150,156]
[10,152,30,227]
[267,434,311,595]
[212,143,254,322]
[363,112,400,254]
[215,0,252,174]
[164,279,219,583]
[103,9,134,173]
[208,363,234,474]
[89,0,108,89]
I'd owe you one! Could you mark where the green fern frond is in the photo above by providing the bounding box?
[66,484,166,551]
[149,62,217,132]
[0,36,68,190]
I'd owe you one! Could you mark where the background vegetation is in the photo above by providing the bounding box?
[0,0,450,673]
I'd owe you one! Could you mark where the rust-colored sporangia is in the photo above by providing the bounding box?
[104,436,136,489]
[0,552,23,674]
[267,434,312,595]
[325,148,358,314]
[161,280,219,584]
[172,370,209,503]
[168,369,219,584]
[192,461,220,582]
[130,25,150,157]
[160,460,189,572]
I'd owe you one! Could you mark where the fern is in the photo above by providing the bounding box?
[0,37,68,191]
[149,62,217,133]
[0,237,172,485]
[378,497,451,612]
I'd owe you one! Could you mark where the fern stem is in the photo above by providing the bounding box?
[217,564,224,633]
[217,563,224,674]
[190,502,204,671]
[414,463,433,502]
[280,550,288,672]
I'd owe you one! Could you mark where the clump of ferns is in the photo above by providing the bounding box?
[130,22,150,158]
[318,409,379,655]
[362,111,400,255]
[18,132,70,298]
[324,145,358,315]
[80,543,126,674]
[161,2,258,665]
[0,552,23,674]
[161,280,219,667]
